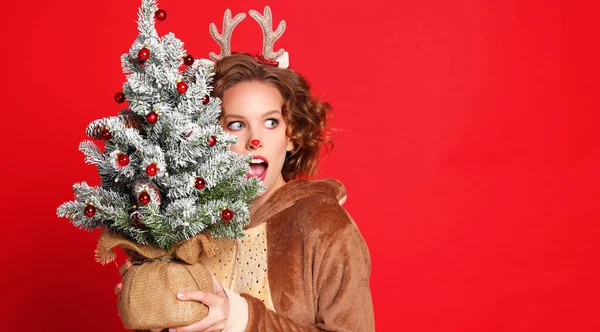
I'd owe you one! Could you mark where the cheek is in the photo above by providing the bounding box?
[273,124,288,140]
[229,144,244,155]
[227,132,246,154]
[271,131,292,154]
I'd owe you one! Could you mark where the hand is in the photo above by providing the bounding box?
[114,258,132,295]
[167,272,230,332]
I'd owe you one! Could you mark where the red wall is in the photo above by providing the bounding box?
[1,0,598,331]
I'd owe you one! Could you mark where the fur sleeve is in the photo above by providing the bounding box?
[240,220,375,332]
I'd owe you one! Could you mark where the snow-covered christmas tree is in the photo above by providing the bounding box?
[57,0,263,251]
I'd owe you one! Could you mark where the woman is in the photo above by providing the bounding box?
[119,52,374,332]
[194,54,374,331]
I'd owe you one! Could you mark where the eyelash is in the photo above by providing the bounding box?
[227,118,279,130]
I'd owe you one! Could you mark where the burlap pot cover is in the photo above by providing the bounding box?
[96,231,217,330]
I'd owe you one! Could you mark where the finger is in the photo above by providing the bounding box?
[177,291,223,307]
[118,259,132,276]
[114,283,122,295]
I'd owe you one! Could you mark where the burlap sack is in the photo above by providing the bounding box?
[96,231,217,330]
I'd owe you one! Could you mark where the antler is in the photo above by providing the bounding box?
[209,9,246,62]
[249,6,286,60]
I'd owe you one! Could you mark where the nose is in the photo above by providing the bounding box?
[247,138,262,150]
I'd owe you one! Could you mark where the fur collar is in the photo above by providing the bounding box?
[245,179,347,229]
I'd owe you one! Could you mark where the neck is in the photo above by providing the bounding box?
[249,175,287,219]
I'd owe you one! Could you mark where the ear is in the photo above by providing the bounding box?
[286,137,294,152]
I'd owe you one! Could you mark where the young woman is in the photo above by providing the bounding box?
[118,8,374,332]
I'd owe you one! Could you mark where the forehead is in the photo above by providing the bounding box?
[221,81,284,116]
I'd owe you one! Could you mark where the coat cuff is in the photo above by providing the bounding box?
[222,285,249,332]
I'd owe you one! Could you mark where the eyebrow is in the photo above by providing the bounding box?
[222,110,282,120]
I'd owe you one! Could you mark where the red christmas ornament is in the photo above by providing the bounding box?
[117,153,130,166]
[84,204,96,217]
[202,95,210,105]
[138,47,150,61]
[146,111,158,124]
[154,9,167,21]
[177,80,188,94]
[208,135,217,147]
[146,163,158,176]
[221,208,234,222]
[195,177,206,189]
[183,54,194,66]
[138,191,151,205]
[114,92,126,103]
[100,128,112,141]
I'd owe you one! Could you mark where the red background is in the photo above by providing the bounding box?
[1,0,599,331]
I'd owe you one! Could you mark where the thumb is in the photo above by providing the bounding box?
[210,271,225,296]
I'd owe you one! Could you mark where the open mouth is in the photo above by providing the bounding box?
[248,156,268,181]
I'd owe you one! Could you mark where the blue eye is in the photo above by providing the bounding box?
[228,121,244,130]
[265,119,278,128]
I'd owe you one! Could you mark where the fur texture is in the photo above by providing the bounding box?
[241,179,375,331]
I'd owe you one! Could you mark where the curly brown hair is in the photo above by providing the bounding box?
[211,53,333,181]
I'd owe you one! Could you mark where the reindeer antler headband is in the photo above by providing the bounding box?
[208,6,289,68]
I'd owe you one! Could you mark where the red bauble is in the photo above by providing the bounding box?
[155,9,167,21]
[202,95,210,105]
[146,163,158,176]
[208,135,217,147]
[114,92,126,103]
[183,54,194,66]
[195,177,206,189]
[138,47,150,61]
[117,153,130,166]
[146,111,158,124]
[138,191,151,205]
[177,81,188,94]
[100,128,112,141]
[221,208,234,222]
[84,204,96,217]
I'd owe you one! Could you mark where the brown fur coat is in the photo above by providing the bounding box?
[239,179,375,331]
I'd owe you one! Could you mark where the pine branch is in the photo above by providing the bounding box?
[58,1,263,250]
[137,0,160,41]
